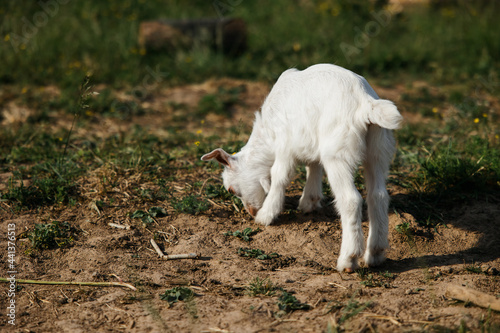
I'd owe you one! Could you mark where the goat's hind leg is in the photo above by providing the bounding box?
[363,126,395,267]
[298,162,324,213]
[323,159,364,272]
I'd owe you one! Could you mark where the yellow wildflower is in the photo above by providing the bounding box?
[318,2,329,13]
[194,141,200,146]
[331,4,341,16]
[473,118,479,123]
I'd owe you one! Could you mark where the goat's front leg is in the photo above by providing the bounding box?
[255,159,294,226]
[298,162,324,213]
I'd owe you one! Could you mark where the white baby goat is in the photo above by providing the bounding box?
[201,64,402,272]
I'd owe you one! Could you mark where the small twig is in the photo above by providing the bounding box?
[201,328,233,333]
[108,222,131,230]
[313,297,323,308]
[0,277,136,291]
[329,282,348,289]
[363,313,434,326]
[363,313,402,326]
[149,238,199,260]
[60,288,69,299]
[207,198,223,208]
[150,238,165,257]
[198,178,213,195]
[163,253,199,260]
[269,319,299,327]
[105,303,128,313]
[406,319,435,324]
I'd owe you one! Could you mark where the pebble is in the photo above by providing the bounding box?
[481,265,491,274]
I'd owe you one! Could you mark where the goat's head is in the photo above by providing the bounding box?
[201,148,268,217]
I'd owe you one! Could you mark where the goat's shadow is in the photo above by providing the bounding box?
[272,192,500,273]
[386,193,499,272]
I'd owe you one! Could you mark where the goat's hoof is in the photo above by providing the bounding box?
[336,257,359,273]
[363,249,387,267]
[255,210,275,226]
[298,195,322,213]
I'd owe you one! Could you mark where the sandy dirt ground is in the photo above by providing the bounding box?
[1,78,499,332]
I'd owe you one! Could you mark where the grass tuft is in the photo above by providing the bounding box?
[28,221,76,250]
[276,291,310,315]
[171,195,210,215]
[225,227,261,242]
[238,248,279,260]
[159,287,194,305]
[245,277,277,297]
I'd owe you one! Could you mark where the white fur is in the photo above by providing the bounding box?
[201,64,402,272]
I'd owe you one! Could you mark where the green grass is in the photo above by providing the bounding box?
[337,295,372,325]
[159,286,194,307]
[225,227,261,242]
[356,268,396,288]
[171,194,210,215]
[130,206,167,226]
[392,79,500,228]
[276,291,310,315]
[28,221,76,250]
[2,1,500,91]
[159,286,198,319]
[197,85,244,116]
[464,262,483,274]
[237,248,279,260]
[245,277,277,297]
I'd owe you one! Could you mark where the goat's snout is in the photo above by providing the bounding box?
[242,202,259,217]
[247,205,259,217]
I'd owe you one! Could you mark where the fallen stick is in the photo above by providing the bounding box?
[150,238,165,257]
[150,239,199,260]
[108,222,131,230]
[329,282,348,289]
[0,277,136,291]
[163,253,199,259]
[363,314,402,326]
[363,313,433,325]
[445,284,500,311]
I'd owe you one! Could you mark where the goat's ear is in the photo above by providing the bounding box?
[201,148,233,168]
[260,177,271,194]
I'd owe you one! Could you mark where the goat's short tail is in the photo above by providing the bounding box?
[368,99,403,130]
